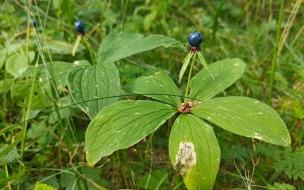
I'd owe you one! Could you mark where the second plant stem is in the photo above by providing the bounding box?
[267,0,284,105]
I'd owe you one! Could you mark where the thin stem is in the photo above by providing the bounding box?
[184,53,196,103]
[267,0,284,105]
[5,164,12,190]
[19,13,35,190]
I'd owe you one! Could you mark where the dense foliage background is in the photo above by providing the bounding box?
[0,0,303,189]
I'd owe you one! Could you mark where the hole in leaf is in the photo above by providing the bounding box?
[34,91,38,96]
[21,99,26,104]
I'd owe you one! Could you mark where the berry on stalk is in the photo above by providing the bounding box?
[38,27,43,33]
[188,31,203,52]
[74,21,85,35]
[30,19,37,28]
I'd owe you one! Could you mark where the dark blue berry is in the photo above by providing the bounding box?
[38,27,43,33]
[188,32,203,47]
[31,19,37,28]
[74,21,85,34]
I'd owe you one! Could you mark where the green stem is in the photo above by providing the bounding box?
[5,164,12,190]
[267,0,284,105]
[122,0,129,30]
[18,18,33,190]
[184,53,196,103]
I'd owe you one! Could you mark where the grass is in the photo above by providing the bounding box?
[0,0,304,189]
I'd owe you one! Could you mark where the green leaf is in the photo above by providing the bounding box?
[68,62,120,119]
[11,62,74,109]
[0,165,25,184]
[0,43,23,70]
[72,60,92,67]
[169,114,220,190]
[0,145,20,163]
[86,100,177,166]
[143,11,157,31]
[267,182,296,190]
[60,171,77,189]
[0,54,5,70]
[0,131,23,158]
[189,58,246,101]
[0,168,6,188]
[27,122,55,146]
[0,78,13,93]
[273,150,304,180]
[60,166,107,190]
[80,166,108,190]
[97,32,179,63]
[137,169,169,189]
[123,71,181,106]
[191,97,291,147]
[6,51,35,77]
[179,52,193,83]
[49,96,81,124]
[37,173,59,189]
[35,183,57,190]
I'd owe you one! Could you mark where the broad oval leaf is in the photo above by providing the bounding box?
[86,100,177,166]
[123,71,181,106]
[68,62,120,119]
[11,62,74,109]
[0,78,13,93]
[191,97,291,147]
[6,51,35,77]
[98,32,179,63]
[0,43,23,70]
[189,58,246,101]
[169,114,220,190]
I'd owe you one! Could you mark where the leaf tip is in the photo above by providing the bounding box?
[86,155,96,167]
[283,136,291,147]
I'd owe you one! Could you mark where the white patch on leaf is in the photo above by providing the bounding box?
[254,135,263,140]
[174,142,196,176]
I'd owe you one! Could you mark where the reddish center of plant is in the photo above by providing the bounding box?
[189,46,200,53]
[178,101,198,114]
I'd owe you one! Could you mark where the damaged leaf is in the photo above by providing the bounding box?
[169,114,220,189]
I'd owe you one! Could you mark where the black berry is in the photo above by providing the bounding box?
[38,27,43,33]
[74,21,85,34]
[188,32,203,47]
[31,19,37,28]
